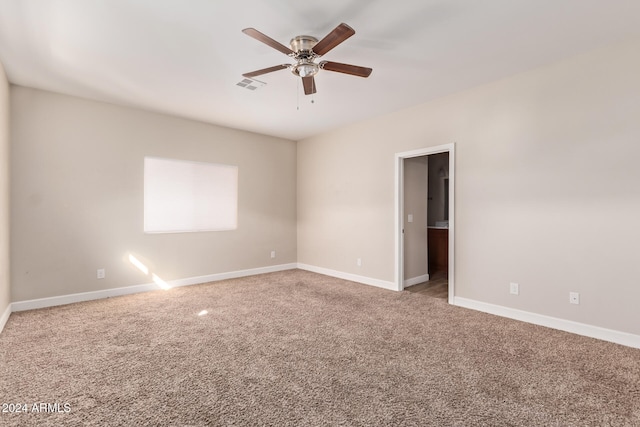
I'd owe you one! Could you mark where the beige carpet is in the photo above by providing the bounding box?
[1,269,639,426]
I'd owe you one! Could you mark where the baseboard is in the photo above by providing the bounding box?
[166,263,298,288]
[11,263,298,312]
[454,297,640,350]
[0,303,11,334]
[404,274,429,288]
[297,263,397,291]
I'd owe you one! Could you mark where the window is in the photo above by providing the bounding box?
[144,157,238,233]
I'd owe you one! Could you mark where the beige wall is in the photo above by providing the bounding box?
[298,38,640,335]
[10,87,297,301]
[0,61,9,317]
[403,156,428,282]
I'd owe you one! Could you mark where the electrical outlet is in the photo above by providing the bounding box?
[510,282,519,295]
[357,258,362,267]
[270,250,276,259]
[569,292,580,305]
[97,268,105,279]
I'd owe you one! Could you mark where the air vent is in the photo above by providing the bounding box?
[236,78,266,91]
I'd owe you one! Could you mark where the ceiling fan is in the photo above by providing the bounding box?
[241,23,372,95]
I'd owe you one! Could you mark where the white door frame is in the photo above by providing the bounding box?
[394,143,455,304]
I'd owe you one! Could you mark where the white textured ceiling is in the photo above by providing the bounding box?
[1,0,639,140]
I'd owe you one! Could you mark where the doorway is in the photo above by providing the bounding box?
[395,144,455,304]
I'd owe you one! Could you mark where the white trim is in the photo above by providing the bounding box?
[394,152,403,292]
[0,303,11,333]
[297,263,397,291]
[12,284,158,312]
[11,263,298,312]
[404,274,430,288]
[447,146,455,305]
[454,297,640,349]
[395,143,455,304]
[166,263,297,287]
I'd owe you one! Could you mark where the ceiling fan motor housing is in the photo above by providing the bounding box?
[289,35,318,54]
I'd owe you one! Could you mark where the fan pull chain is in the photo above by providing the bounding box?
[297,78,300,110]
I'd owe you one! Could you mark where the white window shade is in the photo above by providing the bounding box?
[144,157,238,233]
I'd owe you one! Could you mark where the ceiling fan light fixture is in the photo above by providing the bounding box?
[292,61,319,78]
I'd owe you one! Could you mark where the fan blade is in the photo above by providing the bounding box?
[312,23,355,56]
[302,76,317,95]
[321,61,372,78]
[242,28,294,55]
[243,64,289,78]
